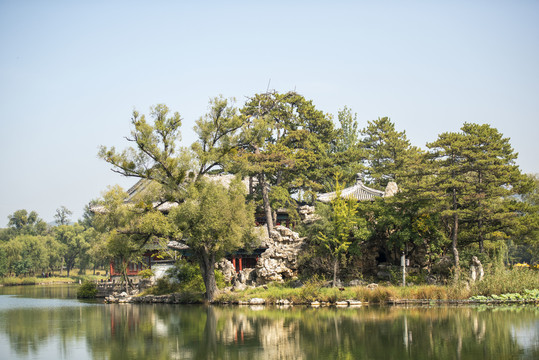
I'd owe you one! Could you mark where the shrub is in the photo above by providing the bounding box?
[167,259,227,293]
[137,269,154,279]
[300,275,325,302]
[77,281,97,298]
[147,278,181,295]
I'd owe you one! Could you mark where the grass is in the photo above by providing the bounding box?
[1,268,109,286]
[469,266,539,297]
[213,267,539,304]
[214,283,423,304]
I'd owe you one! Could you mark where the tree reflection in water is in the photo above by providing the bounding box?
[1,296,538,360]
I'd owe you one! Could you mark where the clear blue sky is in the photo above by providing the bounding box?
[1,0,538,226]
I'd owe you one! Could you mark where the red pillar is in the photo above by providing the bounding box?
[239,257,243,271]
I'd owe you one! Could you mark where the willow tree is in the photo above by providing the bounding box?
[92,185,174,293]
[169,178,256,301]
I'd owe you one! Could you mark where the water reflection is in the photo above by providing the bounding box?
[0,286,538,359]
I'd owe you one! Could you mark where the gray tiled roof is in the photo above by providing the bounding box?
[317,180,385,203]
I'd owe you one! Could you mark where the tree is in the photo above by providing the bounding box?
[55,223,90,277]
[92,185,173,292]
[361,117,422,189]
[426,123,529,279]
[316,176,359,287]
[191,96,247,179]
[0,247,7,277]
[99,100,251,298]
[457,123,531,253]
[99,104,189,197]
[236,91,337,233]
[426,130,474,280]
[169,178,256,301]
[54,206,73,225]
[7,209,48,236]
[328,106,365,188]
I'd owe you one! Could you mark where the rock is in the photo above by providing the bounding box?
[335,301,348,306]
[233,281,247,291]
[348,279,365,287]
[470,256,484,282]
[119,292,128,298]
[216,258,236,283]
[348,300,362,306]
[366,283,378,291]
[426,275,438,285]
[376,271,391,281]
[255,226,305,284]
[277,299,291,305]
[299,205,321,224]
[310,301,320,307]
[384,182,398,197]
[249,298,265,305]
[238,268,256,285]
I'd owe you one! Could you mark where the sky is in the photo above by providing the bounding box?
[0,0,538,226]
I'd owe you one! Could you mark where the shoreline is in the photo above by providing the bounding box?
[103,292,539,306]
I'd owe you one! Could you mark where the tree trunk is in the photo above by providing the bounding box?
[200,250,218,302]
[259,173,274,234]
[452,189,460,281]
[332,257,339,288]
[478,220,484,253]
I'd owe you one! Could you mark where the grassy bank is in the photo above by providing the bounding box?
[1,269,108,286]
[211,267,539,304]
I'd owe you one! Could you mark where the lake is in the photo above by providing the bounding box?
[0,285,538,359]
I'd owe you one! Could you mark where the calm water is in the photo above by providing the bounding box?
[1,285,538,359]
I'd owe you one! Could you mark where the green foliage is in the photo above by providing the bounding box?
[470,266,539,296]
[361,117,420,188]
[137,269,154,279]
[7,209,48,236]
[146,278,181,295]
[235,91,337,230]
[55,223,91,276]
[470,289,539,302]
[0,247,7,277]
[76,281,98,298]
[299,275,326,302]
[316,176,360,286]
[170,178,256,301]
[54,206,73,225]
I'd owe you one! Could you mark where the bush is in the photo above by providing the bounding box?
[147,278,181,295]
[137,269,154,279]
[300,275,325,302]
[167,259,227,292]
[77,281,97,298]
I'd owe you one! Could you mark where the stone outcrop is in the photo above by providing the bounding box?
[470,256,484,282]
[255,225,305,284]
[216,259,236,283]
[384,182,398,197]
[298,205,320,224]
